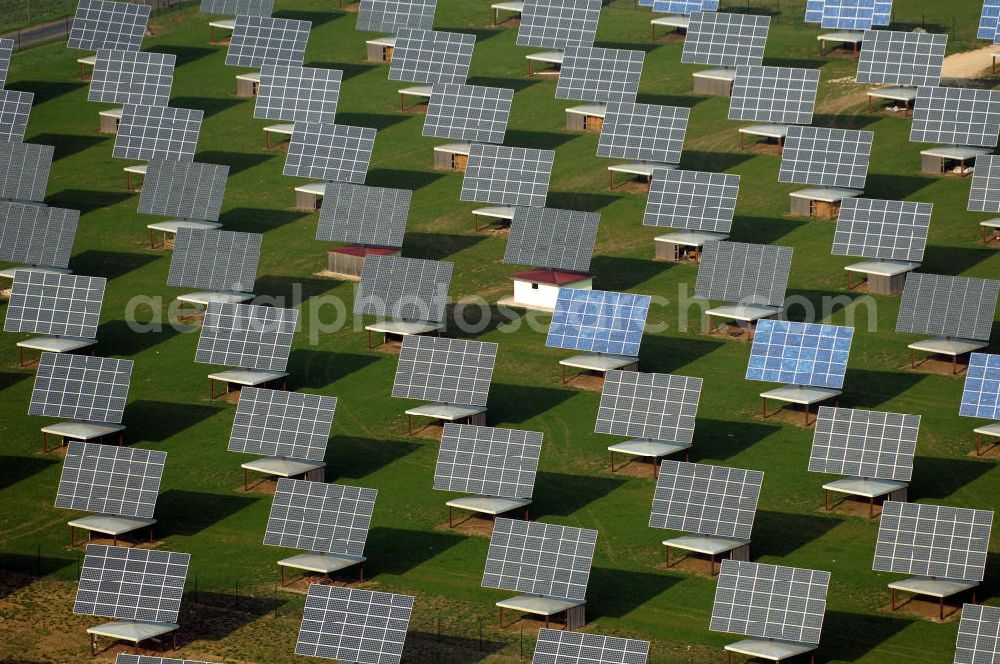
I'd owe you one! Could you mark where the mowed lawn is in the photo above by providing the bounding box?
[0,1,998,662]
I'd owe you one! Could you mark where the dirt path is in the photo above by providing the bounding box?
[941,44,997,80]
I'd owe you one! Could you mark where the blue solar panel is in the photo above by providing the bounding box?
[746,319,854,390]
[545,289,651,358]
[809,0,890,25]
[821,0,876,30]
[652,0,717,13]
[981,0,1000,41]
[960,353,1000,420]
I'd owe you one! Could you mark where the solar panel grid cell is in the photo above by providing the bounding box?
[200,0,274,15]
[264,478,376,556]
[284,123,377,183]
[460,144,554,208]
[0,141,53,203]
[5,271,105,339]
[137,160,229,222]
[981,0,1000,41]
[113,104,203,163]
[0,202,78,269]
[856,30,946,88]
[649,460,763,540]
[74,544,189,623]
[778,125,873,189]
[423,83,513,145]
[434,423,543,499]
[0,38,14,88]
[67,0,150,51]
[895,273,1000,342]
[255,64,342,124]
[56,441,165,519]
[911,86,1000,149]
[954,603,1000,664]
[229,386,336,461]
[596,101,689,164]
[167,228,261,293]
[595,370,702,443]
[643,169,739,233]
[315,182,410,247]
[391,335,498,406]
[89,49,176,107]
[195,302,299,371]
[555,46,645,104]
[729,66,820,125]
[746,319,854,389]
[225,15,311,68]
[532,628,650,664]
[695,241,792,308]
[960,353,1000,421]
[820,0,878,30]
[832,198,931,263]
[504,206,600,274]
[356,0,438,33]
[29,353,132,423]
[355,254,453,323]
[388,28,476,85]
[516,0,602,50]
[968,154,1000,213]
[545,289,652,357]
[681,11,770,68]
[0,89,34,142]
[808,406,919,482]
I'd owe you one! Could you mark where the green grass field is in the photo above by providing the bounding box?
[1,1,999,662]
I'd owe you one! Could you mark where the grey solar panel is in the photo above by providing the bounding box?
[954,604,1000,664]
[423,83,513,145]
[355,254,453,323]
[67,0,150,52]
[729,66,820,125]
[89,49,175,107]
[434,423,543,500]
[649,460,762,540]
[460,143,554,208]
[832,198,931,263]
[911,86,1000,148]
[284,123,377,184]
[56,441,165,519]
[0,202,78,269]
[229,386,336,461]
[0,89,33,142]
[195,302,299,371]
[643,169,739,233]
[357,0,437,32]
[167,228,261,293]
[316,183,410,248]
[856,30,946,88]
[483,518,597,601]
[895,273,1000,342]
[255,64,341,124]
[970,154,1000,213]
[30,353,132,424]
[265,478,375,556]
[138,159,229,222]
[74,544,189,624]
[391,335,497,406]
[116,657,215,664]
[0,141,53,203]
[808,406,918,482]
[113,104,203,163]
[225,15,311,68]
[596,370,702,444]
[200,0,273,15]
[516,0,602,50]
[555,46,645,104]
[532,629,650,664]
[874,501,993,582]
[681,11,770,68]
[5,271,105,339]
[0,38,13,88]
[778,125,873,190]
[388,28,475,85]
[695,241,792,308]
[504,207,599,274]
[596,101,689,164]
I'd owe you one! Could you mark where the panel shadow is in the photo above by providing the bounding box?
[367,168,445,191]
[0,553,75,599]
[752,510,842,557]
[305,61,379,81]
[533,471,627,517]
[865,173,933,200]
[821,611,911,661]
[545,191,620,212]
[590,254,670,290]
[194,150,272,175]
[677,150,755,172]
[335,112,410,131]
[505,129,575,151]
[911,456,993,501]
[920,245,997,277]
[0,371,30,392]
[288,350,380,390]
[728,215,805,246]
[635,92,708,108]
[47,189,133,214]
[146,44,216,67]
[24,133,106,160]
[181,592,283,642]
[589,567,680,618]
[170,96,242,119]
[217,207,306,233]
[403,232,485,261]
[487,384,575,425]
[639,335,724,375]
[0,456,57,492]
[693,418,782,461]
[10,80,85,105]
[156,489,259,537]
[403,631,506,664]
[326,436,421,481]
[466,75,540,93]
[98,319,181,357]
[126,401,223,443]
[71,249,158,280]
[841,369,927,409]
[366,527,466,575]
[254,274,341,301]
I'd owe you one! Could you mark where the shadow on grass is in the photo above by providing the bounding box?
[505,129,576,151]
[594,40,663,53]
[11,80,85,105]
[157,490,260,537]
[911,456,994,501]
[590,254,670,290]
[754,510,842,557]
[437,26,503,42]
[404,232,486,261]
[0,456,56,492]
[24,132,106,160]
[368,168,445,191]
[98,319,181,357]
[467,75,540,93]
[182,592,283,641]
[640,335,725,375]
[72,249,157,280]
[865,173,933,200]
[0,371,30,392]
[288,350,380,390]
[0,553,76,599]
[366,527,466,575]
[842,369,927,409]
[171,96,242,118]
[219,207,306,233]
[590,567,679,618]
[821,611,911,661]
[254,274,342,301]
[784,288,877,323]
[546,191,620,212]
[921,245,997,276]
[534,471,626,517]
[635,92,709,108]
[195,150,272,175]
[404,631,506,664]
[487,384,575,425]
[729,215,806,246]
[763,56,825,69]
[146,44,216,67]
[273,8,340,27]
[306,61,379,81]
[694,418,782,460]
[327,436,421,480]
[126,401,223,443]
[48,189,133,214]
[335,111,410,131]
[811,113,882,130]
[678,150,755,172]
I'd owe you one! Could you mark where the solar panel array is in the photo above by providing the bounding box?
[643,169,739,232]
[832,198,931,263]
[0,202,78,269]
[0,89,33,142]
[435,423,542,499]
[980,0,1000,42]
[226,15,310,68]
[555,46,645,104]
[0,141,53,203]
[195,302,299,372]
[229,386,336,461]
[729,66,819,125]
[910,87,1000,148]
[807,0,891,25]
[954,604,1000,664]
[138,159,229,222]
[596,101,689,165]
[423,83,514,145]
[532,629,650,664]
[388,28,476,85]
[0,38,12,88]
[874,501,993,582]
[711,559,830,645]
[681,11,770,68]
[296,585,415,664]
[255,64,341,124]
[89,49,176,107]
[5,271,105,339]
[778,125,873,190]
[820,0,880,30]
[265,478,376,556]
[316,182,410,248]
[483,518,598,601]
[284,123,377,184]
[695,241,791,308]
[895,273,1000,342]
[856,30,946,88]
[546,289,652,358]
[391,335,497,407]
[355,254,453,323]
[808,406,919,482]
[67,0,150,51]
[29,353,132,424]
[746,319,855,390]
[650,460,762,540]
[504,206,600,274]
[356,0,437,33]
[167,228,261,293]
[596,370,702,444]
[113,104,203,162]
[968,154,1000,213]
[200,0,274,15]
[74,544,189,624]
[652,0,720,11]
[56,441,165,519]
[960,353,1000,421]
[460,144,554,208]
[516,0,602,50]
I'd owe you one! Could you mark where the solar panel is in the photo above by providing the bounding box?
[981,0,1000,42]
[434,423,543,499]
[423,83,513,145]
[596,101,690,164]
[195,302,299,372]
[255,64,341,125]
[0,202,78,269]
[284,123,377,184]
[0,38,13,88]
[56,441,165,519]
[113,104,203,163]
[516,0,602,50]
[67,0,150,52]
[954,604,1000,664]
[778,125,873,190]
[643,169,739,233]
[225,15,311,68]
[649,460,763,540]
[747,320,854,389]
[0,141,53,203]
[5,271,105,339]
[969,154,1000,213]
[910,86,1000,148]
[856,30,946,88]
[532,629,650,664]
[504,207,599,274]
[832,198,931,263]
[821,0,879,30]
[681,12,770,68]
[808,406,918,482]
[355,254,453,324]
[29,353,132,423]
[296,586,415,664]
[555,46,645,104]
[74,544,189,623]
[89,49,175,107]
[596,370,702,443]
[116,657,215,664]
[729,66,820,125]
[960,353,1000,421]
[711,559,830,645]
[695,241,791,308]
[460,144,554,208]
[200,0,273,16]
[388,28,476,85]
[167,228,261,293]
[0,89,33,142]
[356,0,437,32]
[316,182,410,248]
[546,289,652,357]
[874,501,993,582]
[653,0,719,12]
[138,159,229,222]
[265,478,376,556]
[895,273,1000,342]
[391,335,497,407]
[229,386,336,461]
